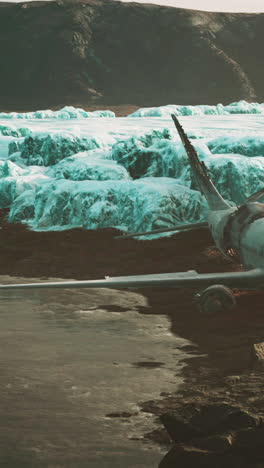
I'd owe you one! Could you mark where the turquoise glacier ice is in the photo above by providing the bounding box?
[129,101,264,118]
[9,178,207,231]
[0,103,264,236]
[0,106,115,120]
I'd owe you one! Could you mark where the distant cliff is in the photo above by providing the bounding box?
[0,0,263,109]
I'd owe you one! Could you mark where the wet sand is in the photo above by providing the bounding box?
[0,278,190,467]
[0,210,196,467]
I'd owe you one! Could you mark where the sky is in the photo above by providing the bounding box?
[120,0,264,11]
[2,0,264,12]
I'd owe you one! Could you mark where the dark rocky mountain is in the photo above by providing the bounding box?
[0,0,263,110]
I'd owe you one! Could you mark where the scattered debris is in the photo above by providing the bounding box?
[250,342,264,369]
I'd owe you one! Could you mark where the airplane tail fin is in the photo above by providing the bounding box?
[171,114,231,210]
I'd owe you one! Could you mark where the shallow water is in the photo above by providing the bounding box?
[0,276,191,467]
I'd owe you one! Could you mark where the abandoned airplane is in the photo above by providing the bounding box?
[1,115,264,314]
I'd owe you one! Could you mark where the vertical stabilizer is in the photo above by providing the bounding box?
[171,114,230,210]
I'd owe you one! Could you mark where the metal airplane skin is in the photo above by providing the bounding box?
[1,115,264,313]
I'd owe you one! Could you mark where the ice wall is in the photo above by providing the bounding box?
[129,101,264,118]
[9,178,207,231]
[1,102,264,121]
[0,173,50,209]
[9,133,107,166]
[112,130,210,180]
[48,154,130,182]
[0,125,31,137]
[208,136,264,157]
[0,106,115,120]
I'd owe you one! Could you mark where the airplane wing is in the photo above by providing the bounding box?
[0,268,263,291]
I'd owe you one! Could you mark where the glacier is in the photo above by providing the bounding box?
[0,106,115,120]
[129,101,264,118]
[0,104,264,236]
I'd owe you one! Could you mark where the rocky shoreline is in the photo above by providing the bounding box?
[1,208,264,466]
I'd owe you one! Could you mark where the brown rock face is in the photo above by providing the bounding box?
[160,403,260,444]
[0,0,263,110]
[159,403,264,468]
[159,444,252,468]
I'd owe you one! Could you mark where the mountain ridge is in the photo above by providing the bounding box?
[0,0,263,110]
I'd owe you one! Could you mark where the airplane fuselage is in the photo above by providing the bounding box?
[208,202,264,270]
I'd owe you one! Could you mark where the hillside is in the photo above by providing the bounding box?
[0,0,264,109]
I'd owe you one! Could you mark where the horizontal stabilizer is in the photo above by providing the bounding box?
[115,221,208,239]
[241,188,264,205]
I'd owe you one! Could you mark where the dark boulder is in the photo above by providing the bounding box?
[160,403,259,443]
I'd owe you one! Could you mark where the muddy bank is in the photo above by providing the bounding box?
[1,208,264,465]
